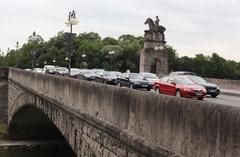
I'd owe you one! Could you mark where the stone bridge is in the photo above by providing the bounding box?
[1,68,240,157]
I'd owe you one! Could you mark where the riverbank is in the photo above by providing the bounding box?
[0,123,7,139]
[0,139,68,150]
[0,124,70,151]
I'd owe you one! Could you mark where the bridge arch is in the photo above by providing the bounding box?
[8,105,63,140]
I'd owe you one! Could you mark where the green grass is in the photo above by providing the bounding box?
[0,123,7,138]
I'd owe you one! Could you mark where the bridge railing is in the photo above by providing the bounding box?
[8,68,240,157]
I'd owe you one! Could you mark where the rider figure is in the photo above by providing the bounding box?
[155,16,160,27]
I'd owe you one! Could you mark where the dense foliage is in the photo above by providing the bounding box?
[0,32,240,79]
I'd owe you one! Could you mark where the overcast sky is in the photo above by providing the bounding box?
[1,0,240,61]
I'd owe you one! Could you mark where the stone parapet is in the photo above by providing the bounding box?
[7,68,240,157]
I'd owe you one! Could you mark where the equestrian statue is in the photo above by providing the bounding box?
[144,16,166,41]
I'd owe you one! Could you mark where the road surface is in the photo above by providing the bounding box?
[204,94,240,106]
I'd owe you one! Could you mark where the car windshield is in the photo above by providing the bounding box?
[188,76,207,84]
[58,67,67,71]
[84,70,95,74]
[49,67,56,70]
[104,72,116,77]
[130,74,144,79]
[71,69,80,72]
[142,73,158,79]
[111,71,122,76]
[175,77,195,85]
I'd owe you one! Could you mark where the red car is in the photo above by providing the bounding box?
[153,76,207,100]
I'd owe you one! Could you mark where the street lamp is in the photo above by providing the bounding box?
[81,54,86,58]
[65,10,79,74]
[108,51,115,70]
[15,41,19,68]
[31,31,37,70]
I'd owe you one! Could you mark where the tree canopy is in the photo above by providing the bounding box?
[1,31,239,79]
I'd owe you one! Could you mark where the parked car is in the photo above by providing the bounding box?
[43,65,55,73]
[95,71,118,85]
[92,69,105,77]
[33,68,44,73]
[153,76,207,100]
[117,73,151,90]
[56,67,68,76]
[109,71,122,78]
[24,68,32,71]
[186,75,220,97]
[169,71,196,76]
[45,66,58,75]
[140,72,160,89]
[70,68,81,78]
[82,70,97,81]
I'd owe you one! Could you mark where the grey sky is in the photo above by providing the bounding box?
[1,0,240,61]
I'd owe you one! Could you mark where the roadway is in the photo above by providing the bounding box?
[148,89,240,106]
[204,94,240,106]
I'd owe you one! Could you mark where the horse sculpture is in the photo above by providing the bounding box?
[144,17,166,41]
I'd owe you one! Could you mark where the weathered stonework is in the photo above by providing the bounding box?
[0,68,8,123]
[8,71,178,157]
[140,17,168,77]
[6,68,240,157]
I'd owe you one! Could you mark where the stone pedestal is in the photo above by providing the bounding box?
[139,31,168,77]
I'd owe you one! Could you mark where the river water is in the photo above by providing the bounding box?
[0,144,77,157]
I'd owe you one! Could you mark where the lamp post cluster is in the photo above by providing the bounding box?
[65,10,79,74]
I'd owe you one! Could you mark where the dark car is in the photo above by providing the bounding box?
[153,76,207,100]
[169,71,196,76]
[140,72,160,89]
[117,73,151,90]
[82,70,97,81]
[56,67,68,76]
[109,71,122,78]
[70,68,81,78]
[186,75,220,97]
[95,71,118,85]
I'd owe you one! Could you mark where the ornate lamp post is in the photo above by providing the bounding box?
[65,10,79,74]
[15,41,19,68]
[108,51,115,70]
[52,59,56,65]
[31,31,37,70]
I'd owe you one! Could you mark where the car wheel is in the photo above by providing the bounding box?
[175,90,181,97]
[211,93,218,98]
[155,88,161,94]
[147,87,151,91]
[198,97,204,100]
